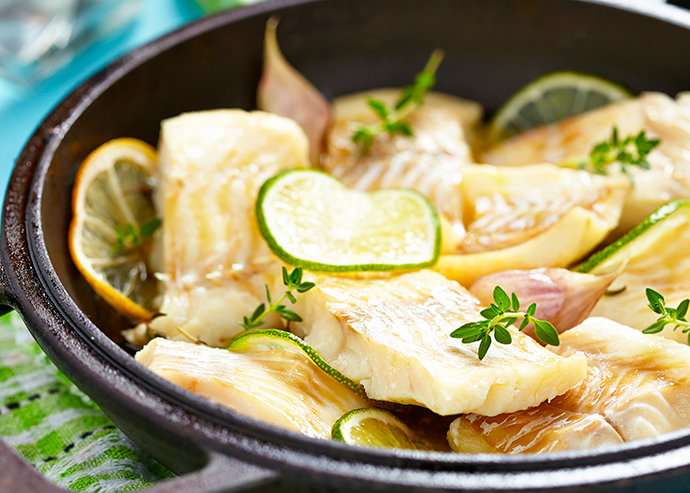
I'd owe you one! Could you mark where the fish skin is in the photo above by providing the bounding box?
[550,317,690,441]
[292,270,587,416]
[125,110,310,347]
[481,92,690,238]
[448,403,623,454]
[136,338,368,438]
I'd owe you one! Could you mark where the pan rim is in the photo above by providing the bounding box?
[10,0,690,488]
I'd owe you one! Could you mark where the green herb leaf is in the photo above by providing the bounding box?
[643,288,690,336]
[367,99,390,119]
[493,286,511,311]
[351,49,444,152]
[533,320,560,346]
[450,288,559,359]
[112,219,162,253]
[583,127,660,182]
[239,268,313,331]
[478,335,492,360]
[296,281,316,293]
[140,218,162,237]
[646,288,666,314]
[511,292,520,312]
[642,320,667,334]
[494,325,512,345]
[677,299,690,320]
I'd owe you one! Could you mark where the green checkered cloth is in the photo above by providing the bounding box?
[0,312,174,491]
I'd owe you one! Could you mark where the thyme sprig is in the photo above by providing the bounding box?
[351,49,444,153]
[581,127,660,180]
[642,288,690,342]
[238,266,315,331]
[450,286,560,360]
[113,218,162,253]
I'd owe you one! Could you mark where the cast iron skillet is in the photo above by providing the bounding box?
[3,0,690,491]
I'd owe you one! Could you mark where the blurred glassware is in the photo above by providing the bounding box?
[0,0,141,86]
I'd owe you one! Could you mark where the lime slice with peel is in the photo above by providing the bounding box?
[578,200,690,274]
[256,168,441,272]
[332,407,433,450]
[228,329,368,399]
[490,71,632,140]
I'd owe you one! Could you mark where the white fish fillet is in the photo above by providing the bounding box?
[433,164,628,287]
[136,338,367,438]
[550,317,690,441]
[125,110,310,347]
[448,403,623,454]
[481,92,690,237]
[321,90,482,244]
[589,206,690,344]
[291,270,587,416]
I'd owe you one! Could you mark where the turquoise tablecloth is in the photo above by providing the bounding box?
[0,1,249,491]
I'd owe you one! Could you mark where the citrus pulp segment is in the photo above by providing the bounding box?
[331,407,432,450]
[69,138,161,320]
[490,71,632,140]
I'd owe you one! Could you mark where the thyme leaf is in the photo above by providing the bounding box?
[580,127,660,182]
[238,267,315,330]
[351,49,444,153]
[450,286,560,360]
[642,288,690,343]
[113,218,162,253]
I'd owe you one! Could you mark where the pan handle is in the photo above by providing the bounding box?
[145,451,280,493]
[1,436,280,493]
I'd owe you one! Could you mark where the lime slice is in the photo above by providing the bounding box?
[332,407,433,450]
[228,329,368,399]
[578,200,690,274]
[256,168,441,272]
[69,138,161,320]
[490,71,632,140]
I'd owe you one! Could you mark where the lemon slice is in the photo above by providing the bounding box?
[256,168,441,272]
[490,71,632,140]
[228,328,368,399]
[578,200,690,274]
[331,407,432,450]
[69,138,161,320]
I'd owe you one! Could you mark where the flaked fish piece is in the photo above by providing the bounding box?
[588,204,690,344]
[326,89,482,159]
[291,270,587,416]
[550,317,690,441]
[481,92,690,237]
[322,90,482,245]
[136,338,368,438]
[125,110,310,347]
[448,404,623,454]
[434,164,628,287]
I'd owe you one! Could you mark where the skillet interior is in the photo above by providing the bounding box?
[21,0,690,490]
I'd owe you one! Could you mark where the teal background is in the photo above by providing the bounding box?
[0,0,204,202]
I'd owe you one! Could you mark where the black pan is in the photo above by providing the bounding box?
[3,1,690,491]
